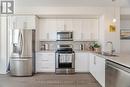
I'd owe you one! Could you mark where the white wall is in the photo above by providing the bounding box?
[0,16,8,74]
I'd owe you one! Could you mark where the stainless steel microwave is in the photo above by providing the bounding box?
[57,31,73,41]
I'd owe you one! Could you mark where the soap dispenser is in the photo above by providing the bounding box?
[80,44,85,51]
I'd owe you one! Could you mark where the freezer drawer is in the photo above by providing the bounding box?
[10,58,32,76]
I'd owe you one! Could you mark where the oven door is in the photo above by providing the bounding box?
[56,53,75,69]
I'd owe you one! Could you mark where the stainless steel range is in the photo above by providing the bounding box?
[55,44,75,74]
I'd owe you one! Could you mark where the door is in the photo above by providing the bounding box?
[12,29,34,58]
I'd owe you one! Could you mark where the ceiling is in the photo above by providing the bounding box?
[15,0,130,7]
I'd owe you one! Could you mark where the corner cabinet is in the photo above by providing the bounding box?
[8,15,37,30]
[75,53,89,72]
[89,53,105,87]
[36,52,55,72]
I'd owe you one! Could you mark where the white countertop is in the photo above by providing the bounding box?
[36,50,56,53]
[36,50,89,53]
[94,53,130,68]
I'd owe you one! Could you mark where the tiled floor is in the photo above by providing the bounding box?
[0,73,101,87]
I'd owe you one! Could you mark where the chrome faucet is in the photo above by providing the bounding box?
[105,41,115,55]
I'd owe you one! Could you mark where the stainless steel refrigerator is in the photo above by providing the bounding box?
[10,29,35,76]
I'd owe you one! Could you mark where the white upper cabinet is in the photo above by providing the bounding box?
[38,18,99,41]
[39,19,57,41]
[8,15,37,30]
[64,19,73,31]
[56,19,65,31]
[24,16,36,29]
[72,19,82,41]
[81,19,99,41]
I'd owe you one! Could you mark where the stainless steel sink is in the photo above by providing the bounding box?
[98,52,118,57]
[102,54,118,57]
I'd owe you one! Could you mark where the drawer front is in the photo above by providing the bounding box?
[36,58,55,62]
[36,53,55,61]
[36,61,55,72]
[36,68,55,72]
[36,61,55,68]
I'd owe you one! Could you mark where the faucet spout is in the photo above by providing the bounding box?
[105,41,115,55]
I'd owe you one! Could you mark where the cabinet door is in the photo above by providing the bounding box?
[15,16,25,29]
[9,16,36,30]
[82,19,91,40]
[95,56,105,87]
[39,19,48,40]
[8,16,16,30]
[36,53,55,72]
[46,19,57,40]
[82,19,98,41]
[89,54,105,87]
[75,53,89,72]
[56,19,65,31]
[39,19,57,41]
[89,53,96,77]
[64,19,73,31]
[72,19,82,41]
[89,19,98,40]
[24,16,36,29]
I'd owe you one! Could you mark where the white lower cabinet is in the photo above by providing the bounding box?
[36,52,55,72]
[36,52,105,86]
[89,53,105,87]
[75,53,89,72]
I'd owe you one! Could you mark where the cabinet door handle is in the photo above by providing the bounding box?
[41,60,48,61]
[94,56,96,65]
[41,67,49,69]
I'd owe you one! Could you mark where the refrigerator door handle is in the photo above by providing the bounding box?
[18,31,21,55]
[19,30,24,56]
[21,30,24,56]
[21,31,24,56]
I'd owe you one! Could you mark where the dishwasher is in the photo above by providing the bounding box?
[105,60,130,87]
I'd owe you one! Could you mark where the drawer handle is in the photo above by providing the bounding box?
[41,60,48,61]
[94,56,96,65]
[40,67,49,68]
